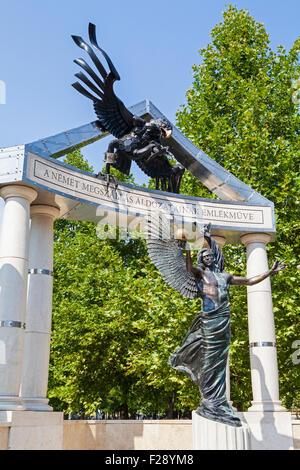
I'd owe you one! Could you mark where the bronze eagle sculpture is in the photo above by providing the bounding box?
[71,23,185,193]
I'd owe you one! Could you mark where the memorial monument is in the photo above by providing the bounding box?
[0,23,294,450]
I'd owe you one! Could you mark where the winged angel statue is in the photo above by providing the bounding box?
[71,23,185,193]
[146,213,286,427]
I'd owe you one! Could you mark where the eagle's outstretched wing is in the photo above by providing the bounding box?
[145,213,201,299]
[72,23,138,139]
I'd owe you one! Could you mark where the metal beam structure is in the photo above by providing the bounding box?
[0,99,275,243]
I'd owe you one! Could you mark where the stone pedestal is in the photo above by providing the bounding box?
[0,411,63,450]
[192,412,251,450]
[238,412,294,450]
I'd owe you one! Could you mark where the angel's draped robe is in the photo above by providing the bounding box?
[169,271,242,427]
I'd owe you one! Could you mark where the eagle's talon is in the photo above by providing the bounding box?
[105,173,118,190]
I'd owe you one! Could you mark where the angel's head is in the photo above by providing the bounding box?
[151,118,173,139]
[197,249,215,269]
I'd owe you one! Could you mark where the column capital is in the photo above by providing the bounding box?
[0,185,37,204]
[30,204,60,220]
[241,232,271,246]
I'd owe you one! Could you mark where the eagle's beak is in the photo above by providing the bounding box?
[164,129,172,139]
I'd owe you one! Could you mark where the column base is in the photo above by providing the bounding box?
[238,411,294,450]
[0,396,26,411]
[20,397,53,412]
[248,400,287,412]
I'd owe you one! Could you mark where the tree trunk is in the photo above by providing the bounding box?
[120,403,129,419]
[166,392,176,419]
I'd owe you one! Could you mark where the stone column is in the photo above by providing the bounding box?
[241,233,286,412]
[0,185,37,410]
[20,204,60,411]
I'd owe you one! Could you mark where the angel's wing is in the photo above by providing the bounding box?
[71,23,139,139]
[145,213,201,299]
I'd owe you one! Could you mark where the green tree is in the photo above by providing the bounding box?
[176,5,300,410]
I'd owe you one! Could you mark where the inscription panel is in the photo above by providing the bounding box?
[26,153,274,232]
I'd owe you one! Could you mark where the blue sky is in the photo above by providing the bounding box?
[0,0,299,220]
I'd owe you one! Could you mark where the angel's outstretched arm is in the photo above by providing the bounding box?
[202,223,225,272]
[229,260,287,286]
